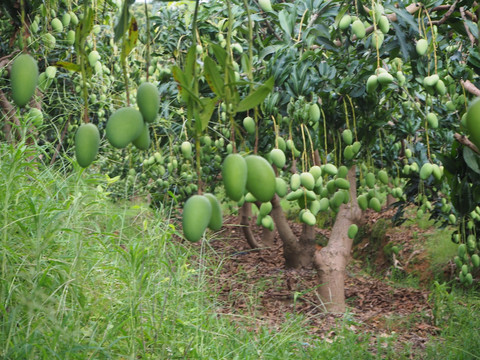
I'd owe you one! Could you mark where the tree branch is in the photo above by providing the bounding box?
[454,133,480,155]
[460,7,476,47]
[461,79,480,97]
[431,0,460,25]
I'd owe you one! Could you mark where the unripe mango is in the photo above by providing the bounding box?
[245,155,276,202]
[416,39,428,56]
[106,107,144,148]
[369,197,381,212]
[51,17,63,32]
[270,148,286,168]
[222,154,247,201]
[352,20,366,39]
[420,163,433,180]
[378,170,389,185]
[322,163,337,176]
[339,14,352,30]
[10,54,38,107]
[427,112,438,129]
[204,193,223,231]
[275,177,288,197]
[137,82,160,123]
[301,210,316,226]
[182,195,212,242]
[378,15,389,34]
[75,123,100,168]
[300,172,315,190]
[181,141,192,159]
[132,124,151,150]
[309,103,321,122]
[366,74,378,94]
[342,129,353,145]
[466,98,480,150]
[347,224,358,239]
[243,116,255,134]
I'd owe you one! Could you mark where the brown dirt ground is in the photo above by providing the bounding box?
[182,207,446,354]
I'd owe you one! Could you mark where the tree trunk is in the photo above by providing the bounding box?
[314,165,362,312]
[261,226,275,247]
[240,202,262,249]
[271,194,314,268]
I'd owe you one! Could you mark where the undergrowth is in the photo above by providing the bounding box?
[0,141,476,359]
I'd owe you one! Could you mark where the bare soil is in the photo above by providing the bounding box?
[191,208,444,353]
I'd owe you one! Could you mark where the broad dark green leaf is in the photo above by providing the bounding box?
[463,147,480,174]
[237,76,274,112]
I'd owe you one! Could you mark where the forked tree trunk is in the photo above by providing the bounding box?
[314,165,362,312]
[271,194,315,268]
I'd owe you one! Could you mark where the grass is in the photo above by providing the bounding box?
[1,141,478,359]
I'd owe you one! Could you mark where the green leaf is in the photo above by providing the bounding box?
[237,76,274,112]
[463,147,480,175]
[196,97,218,132]
[210,43,227,68]
[114,0,135,42]
[278,9,292,38]
[55,61,81,72]
[203,56,224,97]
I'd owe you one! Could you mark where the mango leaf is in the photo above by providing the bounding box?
[171,65,190,103]
[122,16,138,56]
[55,61,81,72]
[463,147,480,175]
[196,97,218,132]
[184,45,197,86]
[75,7,94,51]
[114,0,135,42]
[237,76,274,112]
[210,43,227,68]
[204,56,224,97]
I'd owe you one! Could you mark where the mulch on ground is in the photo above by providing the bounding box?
[196,211,440,352]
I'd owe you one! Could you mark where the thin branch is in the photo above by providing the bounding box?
[430,0,460,25]
[460,7,476,47]
[454,133,480,155]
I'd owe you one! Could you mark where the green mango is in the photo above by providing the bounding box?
[275,177,288,197]
[182,195,212,242]
[245,155,276,202]
[301,210,316,226]
[309,103,321,122]
[204,193,223,231]
[75,123,100,168]
[416,38,428,56]
[300,172,315,190]
[342,129,353,145]
[339,14,352,30]
[243,116,255,134]
[222,154,247,201]
[137,82,160,123]
[347,224,358,239]
[466,98,480,150]
[181,141,192,159]
[335,178,350,190]
[270,148,286,168]
[369,197,381,212]
[106,107,144,148]
[10,54,38,107]
[365,172,376,188]
[132,124,151,150]
[378,170,389,185]
[366,74,378,94]
[420,163,433,180]
[323,163,338,176]
[352,20,366,39]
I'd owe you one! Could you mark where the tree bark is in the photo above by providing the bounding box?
[261,226,275,247]
[314,165,363,313]
[271,194,314,268]
[240,202,262,249]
